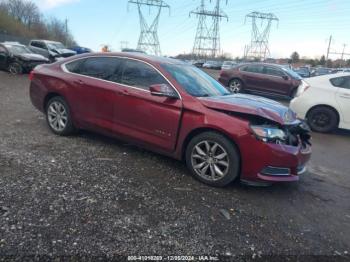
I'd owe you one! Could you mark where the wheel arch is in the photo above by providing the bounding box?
[306,104,340,126]
[228,77,244,86]
[43,92,63,110]
[181,127,242,164]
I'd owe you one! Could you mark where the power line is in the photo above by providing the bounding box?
[244,11,279,60]
[190,0,228,58]
[128,0,170,56]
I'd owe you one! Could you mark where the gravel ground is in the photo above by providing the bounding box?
[0,71,349,261]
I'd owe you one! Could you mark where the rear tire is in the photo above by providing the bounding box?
[185,132,240,187]
[228,79,244,93]
[46,96,76,136]
[307,106,338,133]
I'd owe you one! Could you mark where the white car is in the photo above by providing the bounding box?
[290,73,350,132]
[221,61,237,70]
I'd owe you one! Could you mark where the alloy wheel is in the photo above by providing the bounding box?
[8,64,22,75]
[191,140,230,181]
[229,80,242,93]
[47,101,68,132]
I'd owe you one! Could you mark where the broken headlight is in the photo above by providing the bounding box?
[250,125,287,143]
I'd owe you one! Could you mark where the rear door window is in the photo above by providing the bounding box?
[121,59,167,90]
[241,65,264,74]
[65,59,85,74]
[79,57,123,82]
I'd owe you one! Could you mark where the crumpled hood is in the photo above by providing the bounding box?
[19,53,48,61]
[198,94,298,125]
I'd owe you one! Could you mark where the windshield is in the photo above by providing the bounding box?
[162,64,230,97]
[5,45,31,55]
[282,67,302,80]
[47,42,65,50]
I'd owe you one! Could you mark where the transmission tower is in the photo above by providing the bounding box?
[190,0,228,58]
[128,0,170,56]
[244,12,278,60]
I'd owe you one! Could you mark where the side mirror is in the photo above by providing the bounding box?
[150,84,178,99]
[282,75,289,80]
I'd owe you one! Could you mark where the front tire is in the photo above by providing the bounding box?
[46,96,76,136]
[228,79,243,93]
[307,106,338,133]
[8,62,23,75]
[186,132,240,187]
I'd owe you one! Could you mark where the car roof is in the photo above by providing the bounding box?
[305,73,350,85]
[315,72,350,79]
[238,62,287,68]
[31,40,61,44]
[65,52,186,66]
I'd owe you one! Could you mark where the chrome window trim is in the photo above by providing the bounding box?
[239,64,289,79]
[61,55,182,99]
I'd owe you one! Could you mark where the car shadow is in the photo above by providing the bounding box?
[74,130,304,196]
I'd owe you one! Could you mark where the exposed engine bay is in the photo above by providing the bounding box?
[225,111,312,147]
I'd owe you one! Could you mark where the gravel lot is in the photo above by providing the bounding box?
[0,70,350,261]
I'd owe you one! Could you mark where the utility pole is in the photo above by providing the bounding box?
[65,18,68,46]
[244,12,278,60]
[326,36,350,67]
[326,35,332,61]
[190,0,228,59]
[128,0,170,56]
[341,44,346,64]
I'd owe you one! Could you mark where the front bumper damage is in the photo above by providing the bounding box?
[239,120,312,184]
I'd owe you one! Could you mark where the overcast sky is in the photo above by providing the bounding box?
[33,0,350,59]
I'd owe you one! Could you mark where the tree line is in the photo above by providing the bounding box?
[0,0,76,46]
[290,51,350,68]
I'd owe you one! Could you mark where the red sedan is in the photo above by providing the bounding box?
[29,53,311,187]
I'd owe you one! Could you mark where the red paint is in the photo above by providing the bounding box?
[29,53,311,184]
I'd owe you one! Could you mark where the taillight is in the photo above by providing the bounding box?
[29,70,35,81]
[296,80,310,97]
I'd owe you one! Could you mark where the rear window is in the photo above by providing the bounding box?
[330,76,350,89]
[64,57,123,83]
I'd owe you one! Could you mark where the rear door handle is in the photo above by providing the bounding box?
[74,79,84,85]
[115,89,130,96]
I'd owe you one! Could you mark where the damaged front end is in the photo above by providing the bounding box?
[249,116,312,148]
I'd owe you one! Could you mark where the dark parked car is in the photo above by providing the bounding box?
[69,46,92,54]
[28,40,76,62]
[0,42,48,74]
[203,60,223,70]
[294,67,311,78]
[310,67,333,77]
[192,60,205,68]
[121,48,146,54]
[219,63,303,97]
[29,53,311,187]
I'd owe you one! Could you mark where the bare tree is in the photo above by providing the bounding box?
[0,0,76,45]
